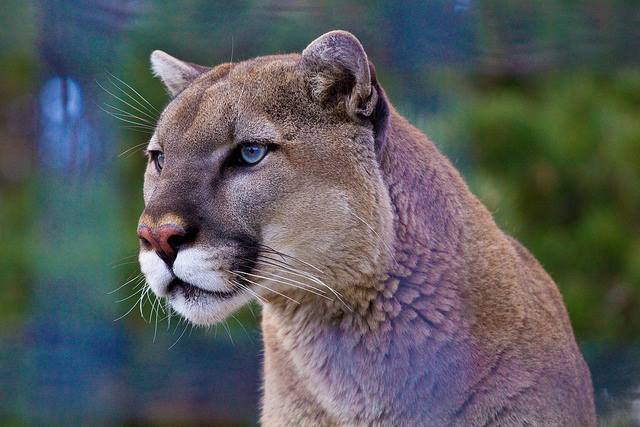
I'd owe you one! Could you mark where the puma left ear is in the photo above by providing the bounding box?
[150,50,210,97]
[302,30,378,120]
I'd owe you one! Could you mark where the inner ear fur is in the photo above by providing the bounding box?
[150,50,210,97]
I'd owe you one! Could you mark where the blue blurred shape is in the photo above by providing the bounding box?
[39,76,91,172]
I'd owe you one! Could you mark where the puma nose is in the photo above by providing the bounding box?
[138,223,189,267]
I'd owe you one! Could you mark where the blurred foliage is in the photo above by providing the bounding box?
[452,71,640,341]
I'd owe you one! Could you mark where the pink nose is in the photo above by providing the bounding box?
[137,223,187,266]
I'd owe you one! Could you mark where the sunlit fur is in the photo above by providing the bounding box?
[138,31,596,426]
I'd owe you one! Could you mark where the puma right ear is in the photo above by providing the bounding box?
[302,30,378,120]
[150,50,210,97]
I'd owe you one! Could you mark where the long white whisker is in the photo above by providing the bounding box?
[242,268,332,300]
[228,271,300,305]
[144,289,156,323]
[108,273,142,294]
[107,73,160,114]
[249,258,329,293]
[253,255,351,311]
[114,287,145,322]
[168,320,190,350]
[103,102,156,125]
[98,104,155,129]
[230,280,267,304]
[110,260,141,269]
[350,210,398,267]
[119,142,149,158]
[111,254,139,263]
[120,126,153,135]
[138,286,150,320]
[166,300,172,331]
[115,282,145,303]
[152,296,160,342]
[230,313,253,342]
[246,301,257,320]
[232,270,326,298]
[96,80,157,121]
[221,320,235,345]
[258,244,326,274]
[256,254,327,279]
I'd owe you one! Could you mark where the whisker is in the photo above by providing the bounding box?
[115,282,145,303]
[138,285,150,320]
[111,254,139,263]
[230,313,254,343]
[114,289,145,322]
[108,272,142,294]
[96,80,157,121]
[110,260,140,268]
[232,269,326,298]
[120,126,154,136]
[171,316,183,335]
[256,243,326,274]
[249,257,329,292]
[103,102,156,125]
[246,301,258,320]
[144,289,156,323]
[244,267,332,300]
[166,300,172,331]
[253,254,330,287]
[254,254,351,311]
[168,320,190,350]
[230,279,267,304]
[227,271,300,305]
[350,211,398,267]
[107,73,160,114]
[221,320,235,345]
[119,142,149,158]
[152,296,160,342]
[97,104,155,129]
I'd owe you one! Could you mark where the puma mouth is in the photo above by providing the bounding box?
[167,277,243,300]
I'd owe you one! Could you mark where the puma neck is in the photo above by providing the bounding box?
[264,107,475,326]
[260,109,485,424]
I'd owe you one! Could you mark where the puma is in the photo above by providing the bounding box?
[137,30,596,426]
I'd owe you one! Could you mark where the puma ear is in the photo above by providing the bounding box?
[150,50,210,97]
[302,30,378,119]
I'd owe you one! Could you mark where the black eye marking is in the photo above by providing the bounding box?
[146,150,164,173]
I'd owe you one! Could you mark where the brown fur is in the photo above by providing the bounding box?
[139,31,596,426]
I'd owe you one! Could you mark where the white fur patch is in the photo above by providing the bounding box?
[169,289,253,326]
[138,247,252,326]
[172,247,230,292]
[139,250,173,297]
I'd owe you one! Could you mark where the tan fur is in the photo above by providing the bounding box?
[139,31,596,426]
[139,212,186,229]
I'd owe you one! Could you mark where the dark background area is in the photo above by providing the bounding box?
[0,0,639,425]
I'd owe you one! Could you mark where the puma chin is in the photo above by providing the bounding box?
[136,41,392,327]
[138,247,253,325]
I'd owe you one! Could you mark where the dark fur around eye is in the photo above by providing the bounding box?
[146,150,164,172]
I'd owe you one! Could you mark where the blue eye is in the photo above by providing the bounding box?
[239,143,268,165]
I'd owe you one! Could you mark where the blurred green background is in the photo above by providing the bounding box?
[1,0,639,425]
